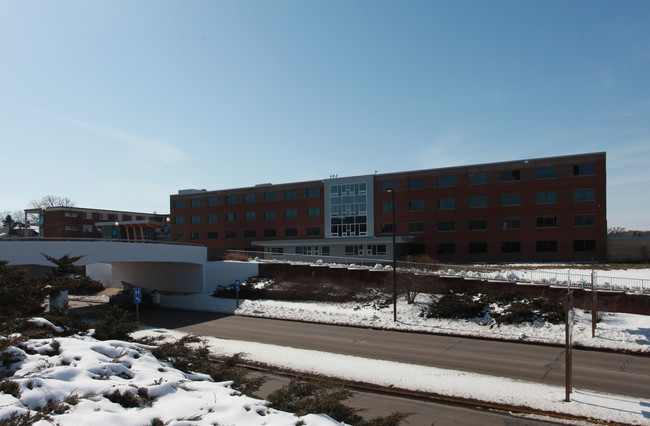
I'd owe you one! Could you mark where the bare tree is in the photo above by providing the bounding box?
[607,227,627,237]
[29,195,76,209]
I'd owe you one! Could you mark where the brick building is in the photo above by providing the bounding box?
[169,152,607,263]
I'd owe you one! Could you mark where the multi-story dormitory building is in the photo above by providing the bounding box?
[170,152,607,263]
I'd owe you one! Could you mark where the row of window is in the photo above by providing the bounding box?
[379,163,596,192]
[435,240,596,254]
[175,208,322,224]
[386,189,596,213]
[187,227,323,240]
[380,214,596,234]
[175,188,322,209]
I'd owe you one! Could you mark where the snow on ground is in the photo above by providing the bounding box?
[0,321,342,426]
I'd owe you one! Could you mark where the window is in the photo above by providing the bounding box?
[329,180,368,237]
[408,222,425,233]
[83,224,93,233]
[264,229,276,237]
[574,240,596,252]
[225,231,236,239]
[265,192,276,201]
[265,210,276,220]
[501,170,521,182]
[100,213,108,220]
[207,232,218,239]
[502,217,521,229]
[307,188,321,198]
[367,245,387,256]
[574,189,595,201]
[381,181,396,192]
[536,167,557,179]
[438,198,455,210]
[438,221,455,232]
[83,211,93,219]
[536,241,557,252]
[244,230,256,238]
[174,200,185,208]
[208,197,218,206]
[468,173,487,185]
[469,219,487,230]
[469,242,487,253]
[225,195,236,204]
[208,214,218,223]
[307,207,321,217]
[191,199,201,207]
[345,245,365,256]
[191,232,200,240]
[438,176,454,187]
[469,196,487,208]
[245,194,256,203]
[501,241,521,253]
[322,246,331,256]
[307,227,321,236]
[573,164,595,176]
[537,216,557,228]
[381,223,394,233]
[175,217,184,225]
[408,179,424,189]
[64,226,79,231]
[438,243,455,254]
[226,213,236,222]
[574,214,596,227]
[285,190,298,200]
[285,228,298,237]
[285,209,298,218]
[536,191,557,204]
[381,202,393,213]
[502,194,521,206]
[191,215,200,224]
[245,212,256,221]
[408,200,425,211]
[269,247,284,254]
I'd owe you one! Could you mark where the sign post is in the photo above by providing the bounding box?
[134,288,142,323]
[235,280,240,308]
[565,285,574,402]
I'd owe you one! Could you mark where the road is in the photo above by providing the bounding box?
[140,308,650,400]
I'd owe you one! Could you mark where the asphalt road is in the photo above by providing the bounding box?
[139,308,650,400]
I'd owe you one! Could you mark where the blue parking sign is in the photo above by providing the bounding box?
[235,280,240,292]
[134,288,142,304]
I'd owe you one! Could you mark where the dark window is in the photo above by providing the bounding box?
[574,189,595,201]
[208,197,218,206]
[191,232,200,240]
[437,243,455,254]
[381,202,393,213]
[208,214,218,223]
[438,221,455,232]
[501,241,521,253]
[264,229,276,237]
[501,170,521,182]
[265,210,276,220]
[226,213,235,222]
[381,223,394,233]
[381,181,396,192]
[307,227,321,236]
[207,232,218,239]
[468,173,487,185]
[307,188,321,198]
[191,199,201,207]
[307,208,321,217]
[408,200,425,211]
[536,191,557,204]
[225,231,236,239]
[174,200,185,208]
[502,194,521,206]
[408,222,425,233]
[225,195,236,204]
[536,167,557,179]
[438,176,454,187]
[244,230,256,238]
[536,241,557,252]
[574,240,596,252]
[438,198,455,209]
[285,209,298,218]
[322,246,331,256]
[469,219,487,230]
[469,242,488,253]
[537,216,557,228]
[574,214,596,227]
[245,194,255,203]
[285,228,298,237]
[245,212,256,221]
[573,164,595,176]
[285,190,298,200]
[175,217,184,225]
[191,215,200,224]
[408,179,424,189]
[469,196,487,208]
[502,217,521,229]
[265,192,277,201]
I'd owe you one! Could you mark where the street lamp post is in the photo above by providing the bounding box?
[387,188,397,322]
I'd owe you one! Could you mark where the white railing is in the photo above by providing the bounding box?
[226,250,650,294]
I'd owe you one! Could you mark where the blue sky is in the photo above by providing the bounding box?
[1,1,649,230]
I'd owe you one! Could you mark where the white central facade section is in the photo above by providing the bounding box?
[324,175,375,239]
